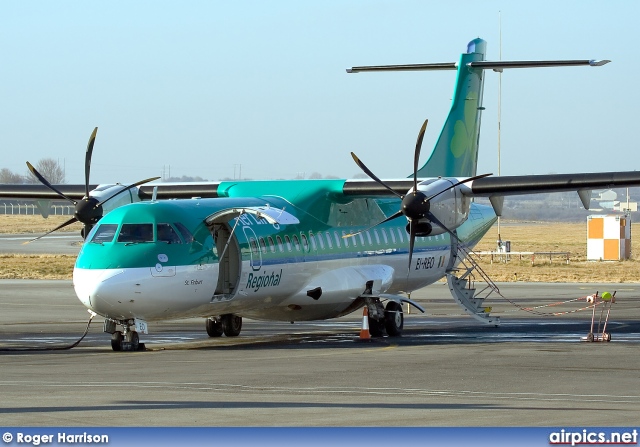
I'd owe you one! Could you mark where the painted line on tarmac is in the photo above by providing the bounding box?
[0,380,637,404]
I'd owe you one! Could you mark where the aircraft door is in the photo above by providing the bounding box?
[242,226,262,271]
[212,223,241,298]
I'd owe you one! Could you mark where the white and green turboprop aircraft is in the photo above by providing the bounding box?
[5,38,640,351]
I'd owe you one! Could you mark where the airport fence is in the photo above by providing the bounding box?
[0,202,74,216]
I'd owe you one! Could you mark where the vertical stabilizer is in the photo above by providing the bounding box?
[417,39,487,178]
[347,37,606,179]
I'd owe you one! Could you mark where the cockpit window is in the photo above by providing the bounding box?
[90,224,118,243]
[117,223,154,243]
[157,223,182,244]
[174,222,194,244]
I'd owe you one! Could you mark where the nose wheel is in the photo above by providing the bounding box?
[106,320,145,351]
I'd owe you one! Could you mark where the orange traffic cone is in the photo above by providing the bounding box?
[359,306,371,340]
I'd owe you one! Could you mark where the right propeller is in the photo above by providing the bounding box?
[25,127,160,243]
[349,118,491,270]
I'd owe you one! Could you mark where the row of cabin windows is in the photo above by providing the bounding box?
[248,227,444,255]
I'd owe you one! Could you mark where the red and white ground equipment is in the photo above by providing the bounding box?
[582,291,616,342]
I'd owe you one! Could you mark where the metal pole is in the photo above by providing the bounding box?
[497,11,502,246]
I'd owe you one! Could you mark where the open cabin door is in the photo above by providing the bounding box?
[209,222,241,300]
[204,206,300,302]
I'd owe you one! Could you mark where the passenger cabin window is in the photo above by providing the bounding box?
[358,233,365,246]
[292,235,301,251]
[341,231,350,248]
[389,229,396,244]
[90,224,118,243]
[249,238,259,254]
[157,223,182,244]
[325,232,333,249]
[396,227,404,243]
[373,229,381,245]
[174,222,194,244]
[307,233,316,251]
[267,236,276,253]
[333,231,341,248]
[117,223,153,243]
[259,237,267,254]
[316,233,324,250]
[365,231,372,245]
[284,235,292,251]
[276,235,284,252]
[381,229,389,244]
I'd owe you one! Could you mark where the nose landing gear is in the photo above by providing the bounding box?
[104,319,145,352]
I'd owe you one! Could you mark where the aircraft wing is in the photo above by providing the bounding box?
[0,184,95,200]
[0,182,221,200]
[342,170,640,213]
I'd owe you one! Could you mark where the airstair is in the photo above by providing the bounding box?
[446,244,501,326]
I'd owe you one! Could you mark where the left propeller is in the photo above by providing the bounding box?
[25,127,160,243]
[348,118,490,270]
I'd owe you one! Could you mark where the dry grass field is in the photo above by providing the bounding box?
[473,221,640,283]
[1,215,639,282]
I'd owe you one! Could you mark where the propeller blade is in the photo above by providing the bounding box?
[97,176,161,207]
[84,127,98,197]
[26,161,76,204]
[350,152,403,198]
[413,119,428,192]
[23,217,79,244]
[407,220,417,272]
[342,210,403,238]
[426,172,492,202]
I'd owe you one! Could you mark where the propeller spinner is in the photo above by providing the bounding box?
[349,119,490,270]
[25,128,160,243]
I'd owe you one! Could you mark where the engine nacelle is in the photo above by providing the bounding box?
[90,184,142,215]
[413,177,471,234]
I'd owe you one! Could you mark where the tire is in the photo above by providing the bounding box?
[111,331,123,351]
[384,301,404,336]
[368,315,385,337]
[586,332,594,342]
[222,314,242,337]
[127,331,140,351]
[206,318,224,337]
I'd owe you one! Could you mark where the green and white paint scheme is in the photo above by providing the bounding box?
[67,38,630,351]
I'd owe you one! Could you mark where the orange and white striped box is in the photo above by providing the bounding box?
[587,215,631,261]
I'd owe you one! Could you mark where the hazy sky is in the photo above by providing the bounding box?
[1,1,638,184]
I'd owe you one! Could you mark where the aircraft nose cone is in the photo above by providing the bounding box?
[73,267,124,313]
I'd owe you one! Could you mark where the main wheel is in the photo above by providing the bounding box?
[221,314,242,337]
[368,315,385,337]
[206,318,224,337]
[127,331,140,351]
[384,301,404,336]
[111,331,123,351]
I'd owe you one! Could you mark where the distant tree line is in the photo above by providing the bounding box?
[0,158,65,184]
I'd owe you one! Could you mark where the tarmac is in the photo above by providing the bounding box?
[1,279,638,427]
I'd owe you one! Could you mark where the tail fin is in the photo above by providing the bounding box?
[417,38,486,178]
[347,38,608,179]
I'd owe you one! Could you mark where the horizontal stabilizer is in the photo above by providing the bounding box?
[347,59,609,74]
[347,62,457,73]
[468,59,610,72]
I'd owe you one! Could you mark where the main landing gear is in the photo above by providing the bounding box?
[206,314,242,337]
[104,319,144,352]
[367,300,404,337]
